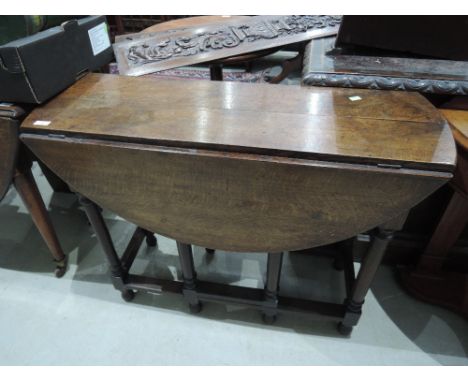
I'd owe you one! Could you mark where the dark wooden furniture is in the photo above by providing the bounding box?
[400,98,468,318]
[20,73,456,334]
[141,16,278,82]
[0,104,67,277]
[336,16,468,61]
[113,16,340,78]
[302,36,468,95]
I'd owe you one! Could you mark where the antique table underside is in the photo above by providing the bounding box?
[20,73,456,334]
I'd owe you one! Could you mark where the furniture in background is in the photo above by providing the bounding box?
[302,16,468,95]
[400,97,468,319]
[141,16,279,81]
[114,15,340,82]
[19,73,455,335]
[0,104,67,276]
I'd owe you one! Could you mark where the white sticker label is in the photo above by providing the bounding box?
[349,96,362,102]
[33,120,51,126]
[88,22,111,56]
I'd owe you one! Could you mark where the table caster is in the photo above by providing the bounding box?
[146,234,157,247]
[54,257,67,278]
[337,322,353,336]
[205,248,215,254]
[262,313,277,325]
[121,289,136,302]
[189,302,202,314]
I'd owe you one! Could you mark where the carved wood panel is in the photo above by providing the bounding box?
[113,15,341,76]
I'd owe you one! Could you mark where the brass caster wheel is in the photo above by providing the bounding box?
[189,302,202,314]
[121,289,136,302]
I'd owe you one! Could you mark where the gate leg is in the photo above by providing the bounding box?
[177,241,202,313]
[262,252,284,324]
[78,194,133,301]
[338,228,393,336]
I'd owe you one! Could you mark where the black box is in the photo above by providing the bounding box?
[0,15,113,104]
[336,16,468,61]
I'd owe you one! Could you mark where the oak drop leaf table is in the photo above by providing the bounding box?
[20,73,456,335]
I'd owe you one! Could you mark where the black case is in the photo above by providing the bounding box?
[336,16,468,61]
[0,15,113,104]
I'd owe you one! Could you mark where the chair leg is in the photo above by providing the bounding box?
[176,241,202,313]
[13,165,67,277]
[263,252,283,324]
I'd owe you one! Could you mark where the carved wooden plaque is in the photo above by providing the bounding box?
[113,15,341,76]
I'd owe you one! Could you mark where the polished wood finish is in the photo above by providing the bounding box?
[441,109,468,151]
[13,160,66,272]
[20,74,455,252]
[20,73,456,332]
[21,135,449,253]
[0,117,19,200]
[22,73,455,171]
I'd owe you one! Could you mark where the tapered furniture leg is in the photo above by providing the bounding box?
[13,165,67,277]
[176,241,202,313]
[338,228,394,335]
[262,252,283,324]
[78,194,132,300]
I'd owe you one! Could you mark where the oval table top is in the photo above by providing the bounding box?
[22,73,456,173]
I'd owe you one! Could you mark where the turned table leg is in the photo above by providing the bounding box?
[263,252,284,324]
[177,241,202,313]
[338,228,394,335]
[78,195,132,300]
[13,163,67,277]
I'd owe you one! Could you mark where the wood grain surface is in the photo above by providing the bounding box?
[440,109,468,151]
[21,135,450,252]
[0,117,19,200]
[22,73,455,171]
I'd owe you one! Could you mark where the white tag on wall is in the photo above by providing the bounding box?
[88,22,111,56]
[348,96,362,102]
